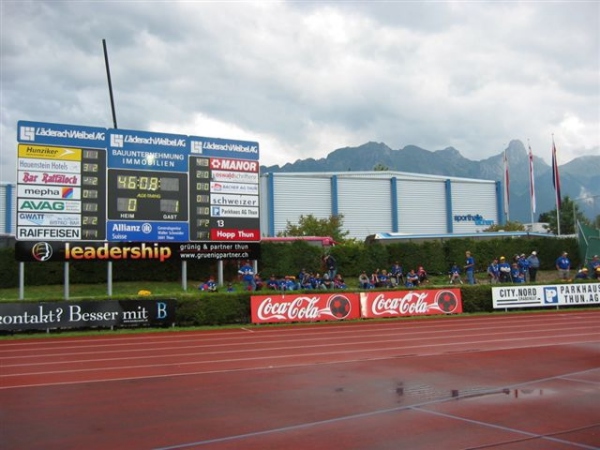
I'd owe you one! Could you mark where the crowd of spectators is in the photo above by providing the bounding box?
[198,252,600,293]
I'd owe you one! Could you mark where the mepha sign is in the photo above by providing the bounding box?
[251,293,360,324]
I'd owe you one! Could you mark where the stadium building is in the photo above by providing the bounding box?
[260,171,505,241]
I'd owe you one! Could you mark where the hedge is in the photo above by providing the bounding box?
[0,236,581,289]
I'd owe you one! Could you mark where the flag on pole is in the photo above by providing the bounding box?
[503,149,510,219]
[552,139,561,210]
[528,144,536,216]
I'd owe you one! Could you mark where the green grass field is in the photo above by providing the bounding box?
[0,270,570,302]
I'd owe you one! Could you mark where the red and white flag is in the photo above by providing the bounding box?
[503,149,510,218]
[528,145,536,215]
[552,140,561,210]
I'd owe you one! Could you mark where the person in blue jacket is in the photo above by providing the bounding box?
[555,251,571,280]
[464,251,476,284]
[199,275,217,292]
[238,261,256,291]
[498,256,512,283]
[517,254,530,282]
[487,259,500,284]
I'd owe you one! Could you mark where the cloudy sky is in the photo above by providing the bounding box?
[1,1,598,184]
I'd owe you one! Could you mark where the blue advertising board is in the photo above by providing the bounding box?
[17,120,107,148]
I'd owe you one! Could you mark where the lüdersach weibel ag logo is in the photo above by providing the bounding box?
[20,126,35,141]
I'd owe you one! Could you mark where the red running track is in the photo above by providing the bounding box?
[1,310,599,449]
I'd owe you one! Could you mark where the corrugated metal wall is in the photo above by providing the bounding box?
[397,179,447,234]
[0,183,16,236]
[338,177,391,240]
[271,175,331,235]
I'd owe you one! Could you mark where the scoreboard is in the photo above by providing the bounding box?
[16,121,260,243]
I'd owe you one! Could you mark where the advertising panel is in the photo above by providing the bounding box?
[360,289,463,318]
[0,299,176,331]
[492,283,600,308]
[189,136,259,160]
[18,185,81,200]
[251,293,361,324]
[14,240,261,262]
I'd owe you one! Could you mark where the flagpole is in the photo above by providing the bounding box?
[552,135,561,235]
[528,139,535,224]
[503,148,510,222]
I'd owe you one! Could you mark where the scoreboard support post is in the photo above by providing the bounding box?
[19,262,24,300]
[108,262,113,297]
[64,262,70,300]
[182,261,188,291]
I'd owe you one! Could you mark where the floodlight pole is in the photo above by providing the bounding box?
[103,39,118,129]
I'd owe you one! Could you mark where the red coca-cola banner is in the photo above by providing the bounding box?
[251,293,361,324]
[360,289,462,318]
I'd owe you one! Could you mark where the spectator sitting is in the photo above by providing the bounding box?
[405,269,419,287]
[390,261,404,286]
[254,274,264,291]
[449,263,462,284]
[226,283,235,292]
[575,268,589,280]
[281,276,297,291]
[370,269,381,288]
[311,273,324,290]
[266,274,281,290]
[595,267,600,280]
[417,266,429,284]
[300,272,314,290]
[321,272,334,289]
[297,268,309,286]
[333,274,347,289]
[377,269,393,288]
[358,271,372,289]
[199,275,218,292]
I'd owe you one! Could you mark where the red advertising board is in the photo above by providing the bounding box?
[251,293,361,324]
[360,289,462,318]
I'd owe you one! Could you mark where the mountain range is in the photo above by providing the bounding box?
[261,140,600,224]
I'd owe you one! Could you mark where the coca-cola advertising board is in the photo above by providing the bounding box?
[251,293,360,324]
[361,289,462,318]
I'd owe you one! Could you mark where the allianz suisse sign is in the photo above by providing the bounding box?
[15,120,260,245]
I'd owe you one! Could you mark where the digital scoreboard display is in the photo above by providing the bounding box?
[107,169,188,222]
[16,121,260,243]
